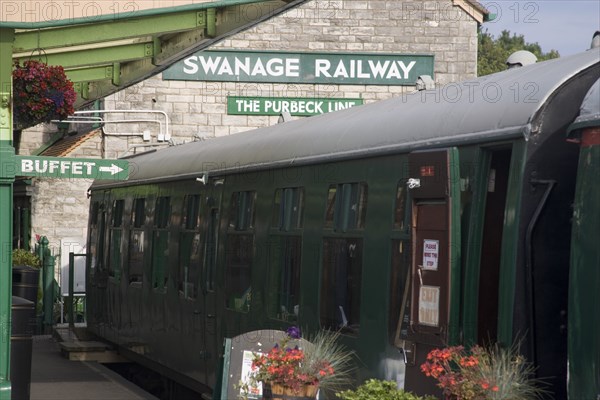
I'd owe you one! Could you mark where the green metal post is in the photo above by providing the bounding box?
[38,236,49,267]
[0,27,15,399]
[22,209,30,251]
[43,254,55,332]
[68,252,74,330]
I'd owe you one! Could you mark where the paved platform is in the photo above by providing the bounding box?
[30,334,158,400]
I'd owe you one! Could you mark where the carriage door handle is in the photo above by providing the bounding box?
[402,341,416,366]
[417,267,423,286]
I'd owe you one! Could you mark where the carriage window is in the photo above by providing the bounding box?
[324,186,337,228]
[225,191,256,312]
[320,238,362,334]
[267,187,304,322]
[267,236,302,322]
[183,194,201,230]
[90,202,99,226]
[132,198,145,228]
[205,207,219,292]
[108,199,124,279]
[179,195,202,299]
[89,201,105,272]
[324,183,368,231]
[272,188,304,231]
[394,184,408,231]
[129,198,145,284]
[113,200,124,227]
[229,191,256,231]
[389,239,411,345]
[152,196,171,290]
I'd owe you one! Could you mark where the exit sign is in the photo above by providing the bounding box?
[15,155,129,180]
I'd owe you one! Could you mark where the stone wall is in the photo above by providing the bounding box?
[102,0,480,157]
[17,123,59,156]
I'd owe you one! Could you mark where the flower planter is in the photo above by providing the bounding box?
[241,327,353,400]
[264,383,318,399]
[12,265,40,306]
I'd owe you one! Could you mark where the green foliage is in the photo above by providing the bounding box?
[475,343,550,400]
[478,29,560,76]
[336,379,436,400]
[12,248,41,268]
[302,329,355,391]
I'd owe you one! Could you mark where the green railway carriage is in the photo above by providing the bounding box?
[86,49,600,399]
[566,77,600,400]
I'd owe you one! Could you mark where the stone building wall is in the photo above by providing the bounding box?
[102,0,481,158]
[17,123,59,156]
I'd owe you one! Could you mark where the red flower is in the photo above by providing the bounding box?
[12,60,76,130]
[421,345,490,399]
[247,327,338,393]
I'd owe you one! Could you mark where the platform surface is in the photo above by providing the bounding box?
[30,335,157,400]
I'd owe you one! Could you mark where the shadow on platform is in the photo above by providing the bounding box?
[30,332,157,400]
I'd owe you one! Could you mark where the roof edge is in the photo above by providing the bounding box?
[92,126,524,190]
[453,0,489,24]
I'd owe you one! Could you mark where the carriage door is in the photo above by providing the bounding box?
[404,148,461,396]
[202,181,223,386]
[87,192,108,325]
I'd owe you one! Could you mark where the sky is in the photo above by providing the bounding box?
[480,1,600,56]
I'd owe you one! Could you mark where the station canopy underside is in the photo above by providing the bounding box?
[2,0,304,109]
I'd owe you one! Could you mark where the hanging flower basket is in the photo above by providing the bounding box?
[12,60,76,130]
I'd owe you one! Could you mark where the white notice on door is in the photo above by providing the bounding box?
[423,239,439,270]
[418,285,440,327]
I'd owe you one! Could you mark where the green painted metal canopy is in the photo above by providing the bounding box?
[2,0,306,108]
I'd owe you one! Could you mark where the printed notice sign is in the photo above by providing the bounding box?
[240,350,262,398]
[419,285,440,327]
[423,239,439,271]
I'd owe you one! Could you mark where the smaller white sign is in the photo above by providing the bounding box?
[240,350,262,398]
[422,239,439,270]
[419,285,440,327]
[60,237,86,297]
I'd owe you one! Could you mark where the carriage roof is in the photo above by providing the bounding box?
[94,49,599,188]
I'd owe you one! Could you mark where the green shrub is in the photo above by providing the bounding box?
[12,249,41,268]
[336,379,436,400]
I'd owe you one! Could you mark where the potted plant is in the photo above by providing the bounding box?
[336,379,436,400]
[12,249,41,305]
[12,60,76,130]
[12,248,41,269]
[420,344,549,400]
[241,326,354,399]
